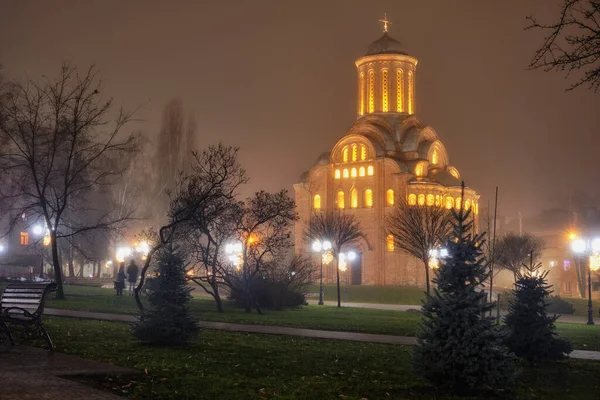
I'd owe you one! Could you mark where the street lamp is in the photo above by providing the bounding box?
[312,239,331,305]
[571,237,600,325]
[225,241,243,270]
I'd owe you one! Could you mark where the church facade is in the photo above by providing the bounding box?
[294,28,479,287]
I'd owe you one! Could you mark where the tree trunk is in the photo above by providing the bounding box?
[50,232,65,299]
[211,283,223,313]
[336,259,341,308]
[424,259,431,295]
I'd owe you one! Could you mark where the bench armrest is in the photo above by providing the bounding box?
[1,307,35,318]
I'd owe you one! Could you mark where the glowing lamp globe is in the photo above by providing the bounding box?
[572,239,586,254]
[347,251,356,261]
[323,241,332,251]
[32,225,43,236]
[592,238,600,253]
[312,241,322,252]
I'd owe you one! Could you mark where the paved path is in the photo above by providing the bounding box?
[306,299,592,324]
[45,308,600,361]
[0,345,138,399]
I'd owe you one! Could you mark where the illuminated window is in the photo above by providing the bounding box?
[465,200,471,210]
[415,163,424,177]
[360,145,367,161]
[351,188,358,208]
[408,194,417,205]
[365,189,373,208]
[475,202,479,215]
[382,68,389,112]
[455,197,462,210]
[352,144,358,161]
[426,194,435,206]
[435,195,441,207]
[343,169,349,178]
[313,195,321,210]
[431,150,438,165]
[367,165,374,176]
[334,169,341,179]
[351,168,357,178]
[396,69,404,112]
[337,191,345,209]
[418,194,425,206]
[408,70,414,114]
[20,232,29,246]
[359,167,365,177]
[386,234,395,251]
[359,72,365,115]
[386,189,394,206]
[343,147,349,163]
[445,196,454,209]
[368,70,375,113]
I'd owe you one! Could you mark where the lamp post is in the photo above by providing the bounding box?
[571,237,600,325]
[312,240,331,305]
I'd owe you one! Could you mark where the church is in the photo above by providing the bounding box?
[294,21,479,287]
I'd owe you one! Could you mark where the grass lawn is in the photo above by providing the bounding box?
[2,283,599,350]
[36,317,600,400]
[306,283,426,305]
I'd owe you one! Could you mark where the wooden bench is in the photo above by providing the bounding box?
[0,283,57,350]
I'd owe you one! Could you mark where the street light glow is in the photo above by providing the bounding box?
[323,241,332,250]
[347,251,356,261]
[312,240,322,252]
[591,238,600,253]
[116,246,132,263]
[571,239,586,254]
[32,225,43,236]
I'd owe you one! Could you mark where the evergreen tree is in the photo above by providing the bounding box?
[504,265,572,362]
[132,245,200,345]
[412,205,516,394]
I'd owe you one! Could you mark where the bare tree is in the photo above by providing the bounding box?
[305,211,364,308]
[225,190,296,313]
[133,143,246,312]
[527,0,600,91]
[0,64,138,299]
[386,197,453,295]
[495,232,545,283]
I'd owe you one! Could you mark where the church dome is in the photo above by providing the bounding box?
[365,32,407,56]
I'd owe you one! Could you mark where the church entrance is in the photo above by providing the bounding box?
[348,253,362,285]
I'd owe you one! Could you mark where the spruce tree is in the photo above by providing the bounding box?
[132,245,200,346]
[504,265,572,362]
[412,206,515,393]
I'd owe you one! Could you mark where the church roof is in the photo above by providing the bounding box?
[365,32,408,56]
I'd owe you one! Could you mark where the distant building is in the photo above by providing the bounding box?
[0,216,45,278]
[294,25,479,286]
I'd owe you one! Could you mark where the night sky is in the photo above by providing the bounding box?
[2,0,599,218]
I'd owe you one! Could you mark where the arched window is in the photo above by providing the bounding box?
[351,188,358,208]
[343,169,349,178]
[396,69,404,112]
[360,145,367,161]
[426,194,435,206]
[435,195,441,207]
[418,194,425,206]
[365,189,373,208]
[337,191,345,209]
[455,196,462,210]
[368,70,375,113]
[352,144,358,161]
[408,194,417,206]
[351,168,357,178]
[408,70,414,114]
[359,71,365,115]
[359,167,365,177]
[465,200,471,210]
[367,165,374,176]
[445,196,454,209]
[382,68,389,112]
[386,189,394,206]
[342,147,349,163]
[415,163,424,177]
[313,195,321,210]
[334,169,341,179]
[386,234,395,251]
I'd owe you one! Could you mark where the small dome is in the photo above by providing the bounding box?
[365,32,407,56]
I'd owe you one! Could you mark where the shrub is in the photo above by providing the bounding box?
[546,295,575,315]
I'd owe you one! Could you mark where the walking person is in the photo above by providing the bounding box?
[126,259,139,296]
[115,263,126,296]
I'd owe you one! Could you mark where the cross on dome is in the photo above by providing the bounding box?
[379,13,391,32]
